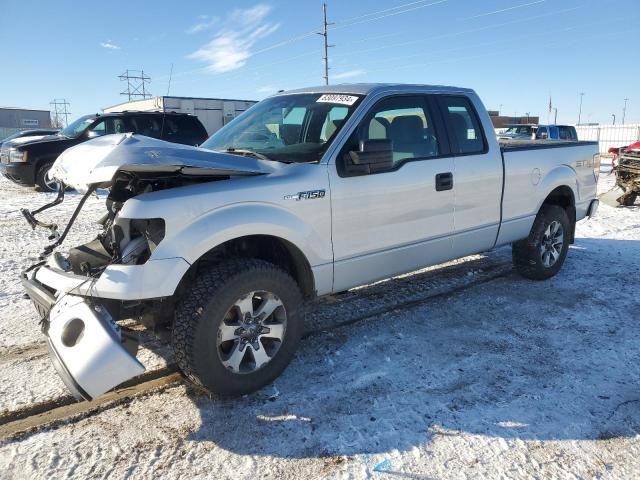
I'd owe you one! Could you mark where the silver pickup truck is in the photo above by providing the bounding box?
[21,84,600,401]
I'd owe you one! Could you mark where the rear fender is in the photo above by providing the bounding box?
[535,165,578,213]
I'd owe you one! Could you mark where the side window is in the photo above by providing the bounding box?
[130,116,162,138]
[320,106,348,142]
[162,116,206,145]
[363,95,440,165]
[88,120,106,136]
[438,96,485,154]
[559,126,577,141]
[536,126,548,139]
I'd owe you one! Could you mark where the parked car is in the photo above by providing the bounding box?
[497,123,537,140]
[0,128,59,146]
[534,124,578,141]
[21,84,600,401]
[0,111,208,191]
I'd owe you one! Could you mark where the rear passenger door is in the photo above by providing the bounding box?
[329,94,455,292]
[435,95,503,257]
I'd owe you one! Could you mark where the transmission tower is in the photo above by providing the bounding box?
[119,69,152,100]
[50,99,71,128]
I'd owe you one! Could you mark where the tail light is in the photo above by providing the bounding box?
[608,147,619,155]
[593,153,601,182]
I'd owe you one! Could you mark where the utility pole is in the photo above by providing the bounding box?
[554,108,558,124]
[622,98,629,125]
[577,92,585,125]
[50,99,71,128]
[317,3,334,85]
[611,113,616,125]
[119,69,152,101]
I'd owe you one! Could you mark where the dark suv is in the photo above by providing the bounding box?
[0,111,208,191]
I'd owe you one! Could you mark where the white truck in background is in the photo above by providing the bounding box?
[21,84,600,401]
[103,96,258,136]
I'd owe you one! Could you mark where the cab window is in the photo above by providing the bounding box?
[363,95,440,164]
[437,96,485,155]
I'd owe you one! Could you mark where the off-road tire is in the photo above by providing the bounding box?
[172,258,304,396]
[35,162,57,192]
[512,205,571,280]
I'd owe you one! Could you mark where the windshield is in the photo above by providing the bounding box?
[201,93,363,163]
[504,126,532,135]
[59,115,96,138]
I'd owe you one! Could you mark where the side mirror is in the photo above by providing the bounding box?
[86,130,100,139]
[346,139,394,174]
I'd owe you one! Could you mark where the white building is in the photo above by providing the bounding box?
[103,96,257,135]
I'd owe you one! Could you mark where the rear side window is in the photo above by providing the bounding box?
[438,96,485,155]
[162,116,207,146]
[559,126,577,141]
[129,116,162,139]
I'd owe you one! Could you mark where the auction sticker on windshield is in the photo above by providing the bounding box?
[316,94,359,106]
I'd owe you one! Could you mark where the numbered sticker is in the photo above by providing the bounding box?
[316,94,359,106]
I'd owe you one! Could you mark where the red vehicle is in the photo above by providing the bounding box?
[608,141,640,205]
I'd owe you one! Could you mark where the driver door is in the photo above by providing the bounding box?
[329,94,455,292]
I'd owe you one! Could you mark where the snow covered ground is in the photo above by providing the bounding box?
[0,171,639,479]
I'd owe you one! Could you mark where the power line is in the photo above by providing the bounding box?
[331,5,582,59]
[331,0,449,29]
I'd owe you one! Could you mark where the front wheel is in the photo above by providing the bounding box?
[512,205,571,280]
[35,162,59,192]
[172,258,304,396]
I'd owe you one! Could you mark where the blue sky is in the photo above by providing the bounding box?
[1,0,638,124]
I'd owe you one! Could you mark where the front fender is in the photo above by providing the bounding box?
[151,202,331,268]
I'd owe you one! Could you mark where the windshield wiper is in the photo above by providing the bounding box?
[224,148,273,162]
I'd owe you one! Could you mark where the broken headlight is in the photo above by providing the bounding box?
[119,218,165,265]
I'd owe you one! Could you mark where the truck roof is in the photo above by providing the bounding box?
[279,83,475,96]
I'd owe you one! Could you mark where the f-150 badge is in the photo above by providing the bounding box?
[284,189,326,201]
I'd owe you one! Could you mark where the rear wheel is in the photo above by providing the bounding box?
[172,258,304,396]
[512,205,571,280]
[35,162,58,192]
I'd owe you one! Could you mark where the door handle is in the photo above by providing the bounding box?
[435,172,453,191]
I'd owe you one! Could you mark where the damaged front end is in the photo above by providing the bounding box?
[615,146,640,206]
[20,133,271,400]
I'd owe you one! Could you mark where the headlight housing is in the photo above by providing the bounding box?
[119,218,166,265]
[9,148,28,163]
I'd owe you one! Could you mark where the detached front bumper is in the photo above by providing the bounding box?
[23,272,145,401]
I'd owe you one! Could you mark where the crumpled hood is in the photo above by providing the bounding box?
[50,133,276,191]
